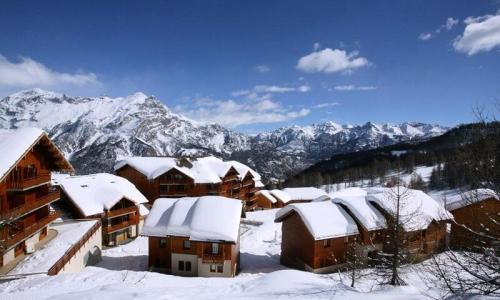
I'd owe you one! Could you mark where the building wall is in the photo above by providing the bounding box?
[197,258,233,277]
[57,226,102,274]
[116,165,159,202]
[450,198,500,250]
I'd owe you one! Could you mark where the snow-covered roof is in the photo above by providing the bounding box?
[58,173,148,217]
[8,220,98,275]
[0,127,73,182]
[256,190,278,204]
[275,201,359,240]
[139,204,150,217]
[270,187,329,204]
[366,187,452,232]
[142,196,242,243]
[444,189,499,211]
[114,156,261,184]
[330,188,387,231]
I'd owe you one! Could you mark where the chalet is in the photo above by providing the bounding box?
[445,189,499,250]
[56,173,149,247]
[0,127,74,269]
[257,187,329,208]
[142,196,242,277]
[254,190,281,209]
[366,187,453,257]
[114,156,263,210]
[274,200,360,273]
[331,188,388,257]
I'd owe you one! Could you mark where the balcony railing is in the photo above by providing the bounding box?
[7,173,51,191]
[241,180,254,187]
[48,220,101,275]
[1,191,60,221]
[104,219,138,234]
[202,251,225,263]
[223,175,239,182]
[0,211,61,250]
[159,178,193,185]
[249,187,260,193]
[106,206,137,219]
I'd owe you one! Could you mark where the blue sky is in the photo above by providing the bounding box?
[0,0,499,132]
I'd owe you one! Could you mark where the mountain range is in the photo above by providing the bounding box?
[0,89,449,183]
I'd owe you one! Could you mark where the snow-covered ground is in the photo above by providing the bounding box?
[0,209,468,300]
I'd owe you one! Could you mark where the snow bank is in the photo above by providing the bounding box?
[275,201,359,240]
[8,220,98,275]
[57,173,148,217]
[270,187,329,204]
[142,196,242,243]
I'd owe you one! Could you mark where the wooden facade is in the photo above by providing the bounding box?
[148,236,240,277]
[448,198,500,250]
[116,162,260,210]
[0,132,73,268]
[279,212,359,273]
[254,192,283,210]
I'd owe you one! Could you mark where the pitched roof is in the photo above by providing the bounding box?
[270,187,329,204]
[444,189,499,211]
[142,196,242,243]
[366,187,453,231]
[114,156,261,184]
[256,190,278,204]
[0,127,73,182]
[57,173,148,217]
[275,201,359,240]
[330,188,387,231]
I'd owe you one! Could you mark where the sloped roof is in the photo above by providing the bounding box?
[0,127,73,182]
[142,196,242,243]
[330,188,387,231]
[270,187,329,204]
[58,173,148,217]
[256,190,278,204]
[275,201,359,240]
[445,189,499,211]
[366,187,452,232]
[114,156,261,184]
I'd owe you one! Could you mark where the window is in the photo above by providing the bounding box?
[210,264,216,272]
[212,243,219,254]
[185,261,192,272]
[183,240,191,250]
[323,239,331,248]
[178,261,185,271]
[217,265,223,273]
[175,185,186,192]
[159,238,167,248]
[24,164,37,179]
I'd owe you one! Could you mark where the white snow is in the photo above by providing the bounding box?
[275,201,359,240]
[57,173,148,217]
[330,188,387,231]
[8,220,98,275]
[366,187,453,232]
[0,127,44,181]
[270,187,329,204]
[444,188,499,211]
[114,156,261,184]
[255,190,278,204]
[142,196,242,243]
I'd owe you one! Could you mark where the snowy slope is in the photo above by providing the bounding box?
[0,89,448,182]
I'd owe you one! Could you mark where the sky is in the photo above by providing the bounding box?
[0,0,499,133]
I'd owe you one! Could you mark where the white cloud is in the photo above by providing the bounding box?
[334,85,376,91]
[418,33,433,41]
[296,48,371,74]
[313,42,321,51]
[175,97,310,127]
[232,84,311,98]
[253,65,271,73]
[453,14,500,55]
[314,102,339,108]
[418,17,459,41]
[0,54,98,87]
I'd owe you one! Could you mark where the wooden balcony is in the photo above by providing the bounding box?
[249,187,260,193]
[159,179,193,185]
[0,211,61,250]
[241,180,254,187]
[7,173,51,191]
[1,191,60,221]
[159,193,188,198]
[223,175,239,182]
[104,219,138,234]
[106,206,137,219]
[202,251,225,263]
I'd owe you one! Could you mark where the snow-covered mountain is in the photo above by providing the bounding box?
[0,89,449,182]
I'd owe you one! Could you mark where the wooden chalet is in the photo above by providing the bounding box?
[254,190,282,209]
[445,189,500,250]
[114,156,263,211]
[142,196,242,277]
[0,128,74,269]
[366,187,452,257]
[56,173,149,247]
[274,200,360,273]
